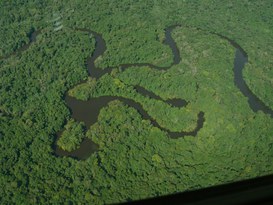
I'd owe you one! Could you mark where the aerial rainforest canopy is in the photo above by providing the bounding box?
[0,0,272,204]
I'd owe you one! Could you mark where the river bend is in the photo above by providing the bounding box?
[1,25,272,160]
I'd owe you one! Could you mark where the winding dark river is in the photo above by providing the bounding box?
[233,44,273,118]
[209,31,273,118]
[55,26,204,159]
[1,25,272,160]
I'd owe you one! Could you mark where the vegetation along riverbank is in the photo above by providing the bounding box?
[0,1,272,204]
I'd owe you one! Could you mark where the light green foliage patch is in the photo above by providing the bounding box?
[57,119,85,151]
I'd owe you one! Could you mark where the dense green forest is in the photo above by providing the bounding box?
[57,119,85,151]
[1,0,273,204]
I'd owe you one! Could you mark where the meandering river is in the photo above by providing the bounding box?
[55,26,273,159]
[1,25,272,160]
[55,26,205,159]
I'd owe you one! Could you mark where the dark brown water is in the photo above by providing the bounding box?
[135,85,188,107]
[194,28,273,118]
[54,135,98,160]
[64,94,204,138]
[233,49,273,118]
[166,99,188,107]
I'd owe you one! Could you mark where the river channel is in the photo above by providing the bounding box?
[1,25,272,160]
[55,26,205,159]
[55,25,273,159]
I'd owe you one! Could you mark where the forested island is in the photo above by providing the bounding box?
[1,1,273,204]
